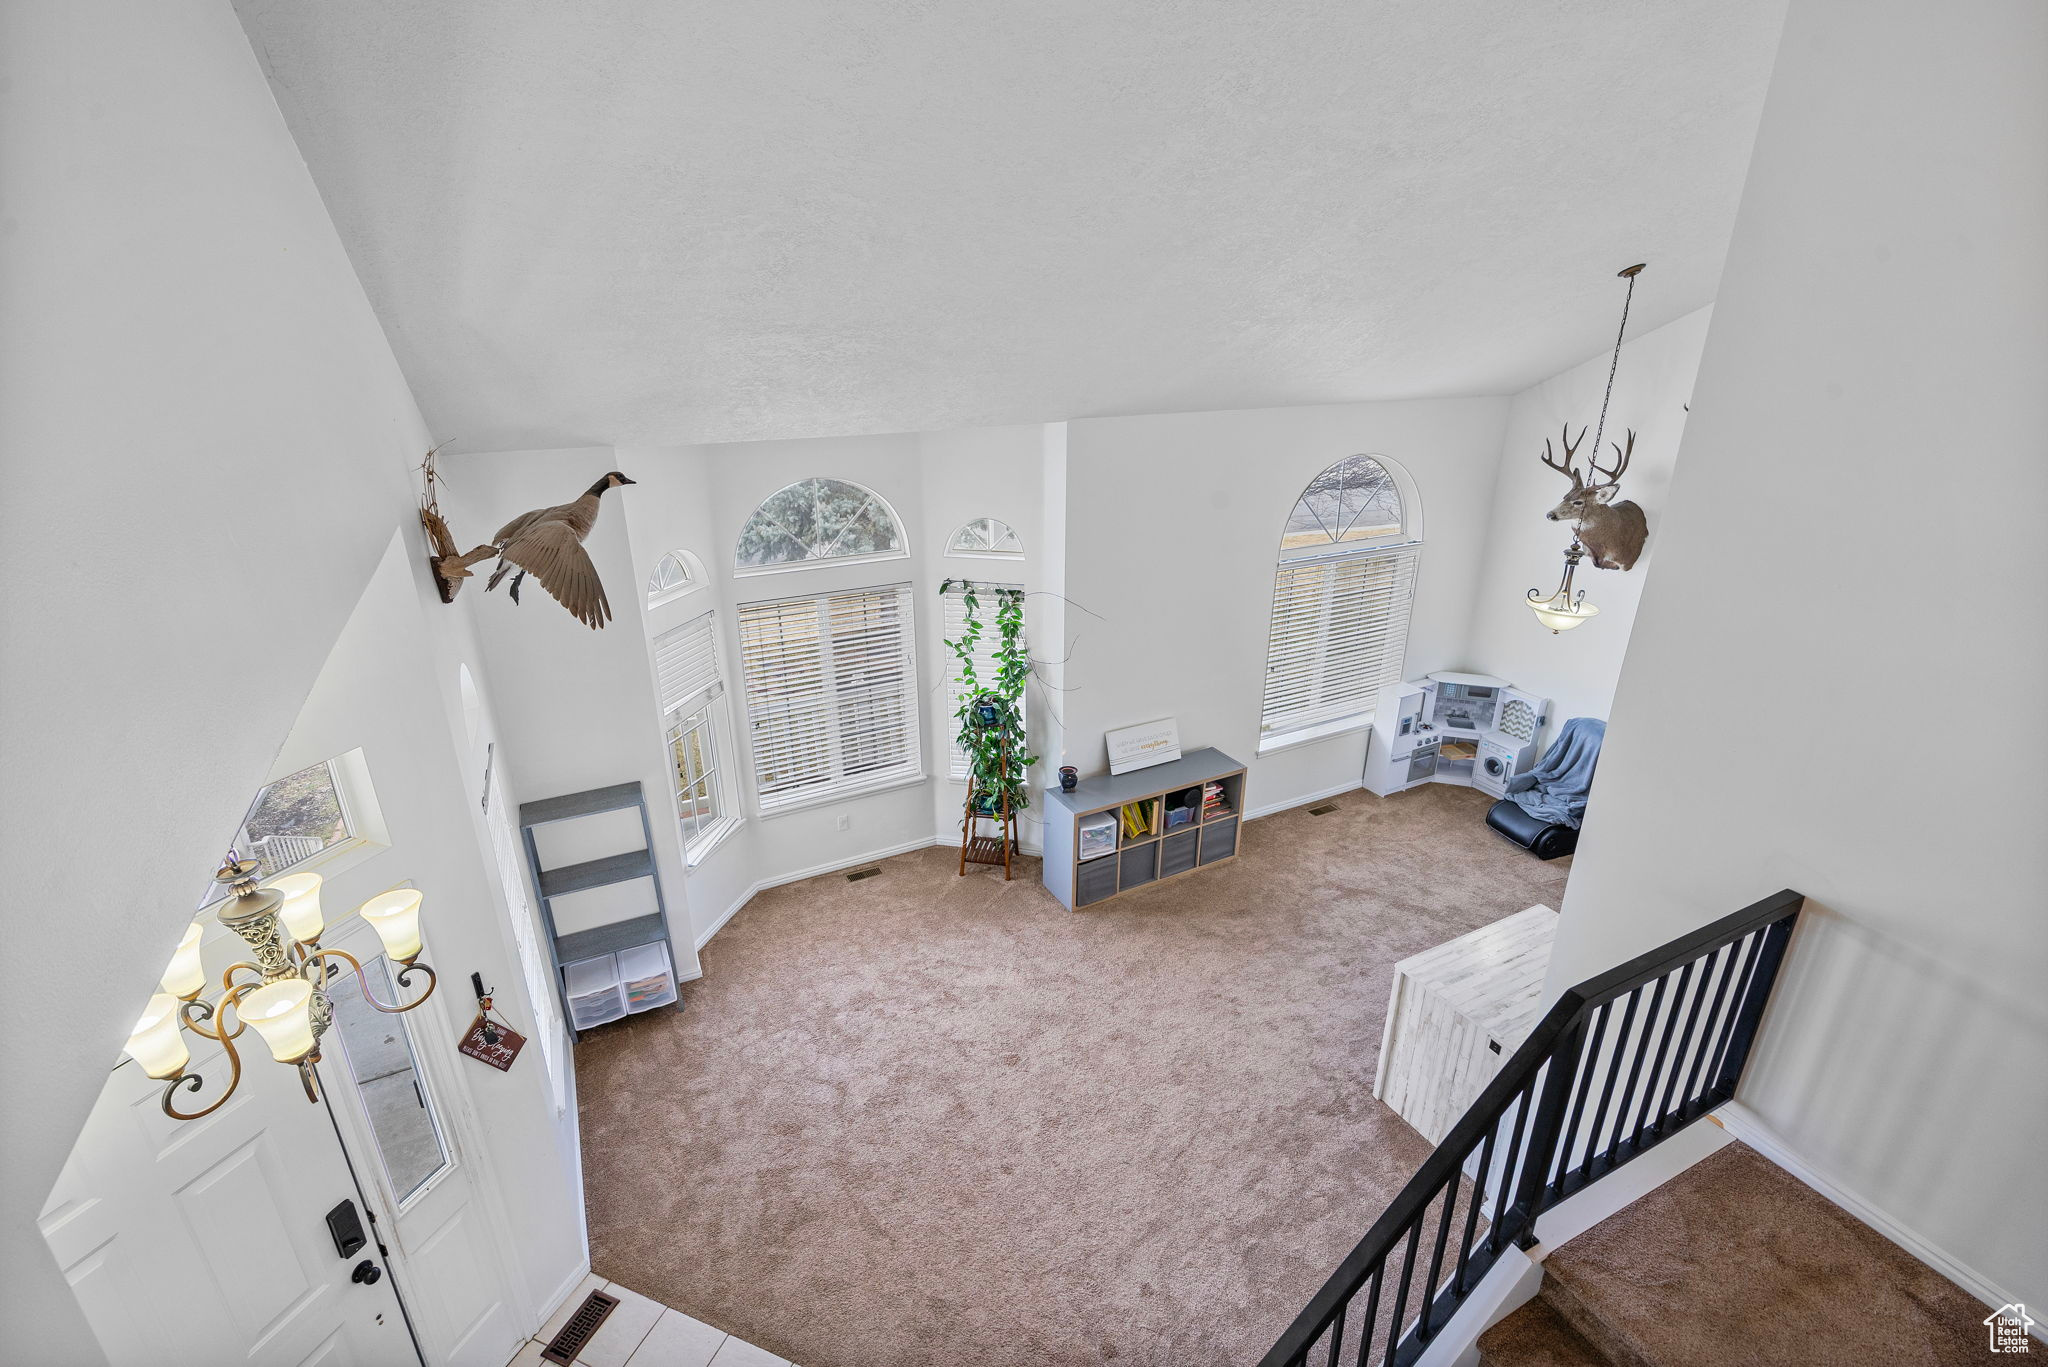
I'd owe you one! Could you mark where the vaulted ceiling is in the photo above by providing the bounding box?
[235,1,1786,451]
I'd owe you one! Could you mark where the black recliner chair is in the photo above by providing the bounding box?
[1485,798,1579,860]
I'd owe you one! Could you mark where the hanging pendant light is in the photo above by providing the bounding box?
[1526,263,1644,633]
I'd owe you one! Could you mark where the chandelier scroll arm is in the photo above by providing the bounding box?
[302,946,438,1015]
[160,984,253,1121]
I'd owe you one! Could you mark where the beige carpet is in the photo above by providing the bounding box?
[576,784,1570,1367]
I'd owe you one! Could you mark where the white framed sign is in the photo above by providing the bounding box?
[1106,717,1181,775]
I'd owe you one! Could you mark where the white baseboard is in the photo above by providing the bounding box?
[534,1258,594,1340]
[692,836,942,952]
[1246,779,1362,822]
[1715,1102,2027,1324]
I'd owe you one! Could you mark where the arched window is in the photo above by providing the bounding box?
[1260,455,1423,748]
[946,517,1024,559]
[735,478,906,573]
[647,549,705,605]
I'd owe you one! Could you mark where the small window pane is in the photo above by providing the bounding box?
[326,956,450,1204]
[736,478,906,569]
[197,760,354,907]
[1279,456,1404,555]
[648,551,695,600]
[947,517,1023,558]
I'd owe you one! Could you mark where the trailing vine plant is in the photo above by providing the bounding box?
[941,579,1037,822]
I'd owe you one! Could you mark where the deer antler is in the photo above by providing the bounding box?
[1589,428,1635,487]
[1539,424,1586,481]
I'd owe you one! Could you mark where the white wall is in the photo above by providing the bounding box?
[265,535,586,1327]
[0,5,433,1361]
[1059,398,1511,811]
[444,448,703,976]
[1464,308,1712,741]
[1547,0,2046,1315]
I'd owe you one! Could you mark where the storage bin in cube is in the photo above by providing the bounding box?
[617,941,676,1013]
[563,952,626,1030]
[1078,812,1118,860]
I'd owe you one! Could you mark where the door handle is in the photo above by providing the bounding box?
[351,1260,383,1286]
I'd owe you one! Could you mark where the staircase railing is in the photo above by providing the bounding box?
[1259,889,1804,1367]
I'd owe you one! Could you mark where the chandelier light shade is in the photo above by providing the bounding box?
[239,979,318,1063]
[359,889,425,964]
[1528,540,1601,634]
[160,922,208,999]
[126,994,192,1080]
[267,872,327,944]
[135,854,437,1120]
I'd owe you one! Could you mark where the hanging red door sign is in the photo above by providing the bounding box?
[457,1013,526,1072]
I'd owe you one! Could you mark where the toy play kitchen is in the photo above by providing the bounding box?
[1362,672,1550,799]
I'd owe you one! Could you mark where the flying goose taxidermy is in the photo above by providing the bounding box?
[437,471,636,629]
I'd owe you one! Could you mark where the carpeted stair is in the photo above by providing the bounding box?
[1477,1142,1986,1367]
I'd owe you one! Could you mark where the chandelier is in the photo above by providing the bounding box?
[1527,262,1643,633]
[124,855,437,1120]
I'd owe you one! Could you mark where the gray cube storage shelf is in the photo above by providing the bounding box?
[518,781,684,1040]
[1042,748,1247,910]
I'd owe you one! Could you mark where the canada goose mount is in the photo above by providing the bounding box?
[428,471,636,629]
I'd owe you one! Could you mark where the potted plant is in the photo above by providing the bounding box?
[942,579,1037,824]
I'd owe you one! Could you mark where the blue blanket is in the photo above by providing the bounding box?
[1506,717,1605,828]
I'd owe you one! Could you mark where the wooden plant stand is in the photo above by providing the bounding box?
[959,732,1016,880]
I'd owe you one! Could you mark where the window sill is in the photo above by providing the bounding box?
[684,816,743,868]
[1257,716,1372,756]
[756,770,928,818]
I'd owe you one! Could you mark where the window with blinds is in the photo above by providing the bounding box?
[1260,544,1421,741]
[942,583,1023,780]
[737,583,922,811]
[653,611,739,859]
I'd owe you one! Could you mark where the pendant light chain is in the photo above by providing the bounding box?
[1589,266,1641,466]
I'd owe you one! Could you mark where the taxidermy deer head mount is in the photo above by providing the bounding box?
[1540,424,1648,571]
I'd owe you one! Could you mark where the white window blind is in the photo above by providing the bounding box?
[654,610,723,710]
[942,583,1023,780]
[737,583,922,811]
[1260,545,1420,738]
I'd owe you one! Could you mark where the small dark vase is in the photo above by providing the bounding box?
[1058,765,1078,792]
[972,696,1001,728]
[971,792,1000,816]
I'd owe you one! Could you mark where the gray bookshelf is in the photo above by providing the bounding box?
[1041,748,1246,910]
[518,781,684,1040]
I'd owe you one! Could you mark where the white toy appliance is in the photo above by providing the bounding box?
[1363,672,1550,798]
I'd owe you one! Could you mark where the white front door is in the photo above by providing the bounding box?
[315,918,524,1367]
[40,1035,420,1367]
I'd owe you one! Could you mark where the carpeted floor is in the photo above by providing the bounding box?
[576,784,1570,1367]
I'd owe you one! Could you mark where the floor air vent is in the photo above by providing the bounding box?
[1308,803,1340,816]
[846,866,882,882]
[541,1289,619,1364]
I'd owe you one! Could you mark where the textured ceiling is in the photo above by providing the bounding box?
[235,1,1785,451]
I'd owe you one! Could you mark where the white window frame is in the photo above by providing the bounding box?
[942,581,1025,781]
[647,549,706,606]
[653,611,742,864]
[195,749,391,909]
[666,691,740,864]
[1259,455,1422,751]
[737,583,924,814]
[945,517,1025,560]
[733,478,910,577]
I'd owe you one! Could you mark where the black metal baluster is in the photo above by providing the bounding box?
[1679,939,1744,1117]
[1509,1015,1587,1242]
[1351,1262,1383,1367]
[1709,913,1797,1097]
[1701,932,1762,1099]
[1489,1075,1538,1253]
[1416,1180,1459,1342]
[1631,960,1692,1143]
[1382,1222,1423,1367]
[1655,948,1722,1131]
[1452,1125,1496,1295]
[1554,1002,1611,1197]
[1325,1298,1348,1367]
[1607,975,1664,1158]
[1581,986,1641,1181]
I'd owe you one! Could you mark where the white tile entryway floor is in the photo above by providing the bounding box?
[509,1274,798,1367]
